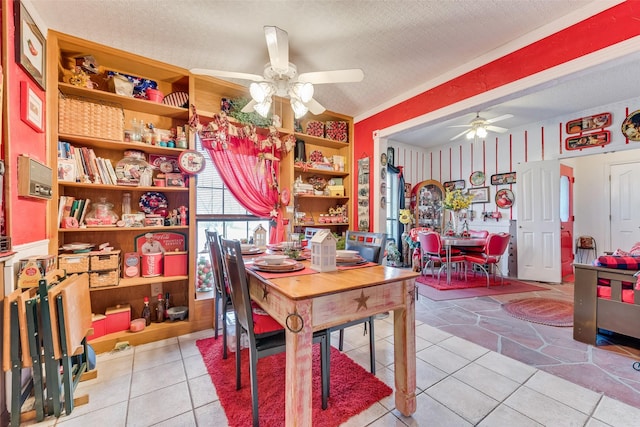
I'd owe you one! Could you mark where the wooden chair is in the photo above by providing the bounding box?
[329,231,387,374]
[219,238,329,426]
[206,230,233,359]
[465,232,511,287]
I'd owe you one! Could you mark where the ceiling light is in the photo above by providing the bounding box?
[253,98,272,117]
[249,82,273,103]
[290,82,314,103]
[466,130,475,139]
[290,97,309,119]
[476,127,487,138]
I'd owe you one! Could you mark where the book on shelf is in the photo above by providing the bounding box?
[57,158,77,182]
[78,199,91,226]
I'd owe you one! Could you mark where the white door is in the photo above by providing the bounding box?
[610,163,640,250]
[516,159,561,283]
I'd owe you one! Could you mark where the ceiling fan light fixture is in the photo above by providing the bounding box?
[476,126,487,138]
[290,82,314,103]
[290,97,309,119]
[253,98,272,117]
[249,82,273,103]
[466,130,475,139]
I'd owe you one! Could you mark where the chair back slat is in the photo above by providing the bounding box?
[220,238,254,339]
[345,231,387,263]
[206,230,226,298]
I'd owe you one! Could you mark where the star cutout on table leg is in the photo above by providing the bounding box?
[354,290,369,311]
[262,284,270,301]
[408,287,416,302]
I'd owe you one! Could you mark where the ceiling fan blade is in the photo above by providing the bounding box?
[298,69,364,84]
[486,125,509,133]
[304,97,326,115]
[264,26,289,74]
[450,129,471,141]
[190,68,264,82]
[448,124,472,128]
[485,114,514,124]
[241,99,257,113]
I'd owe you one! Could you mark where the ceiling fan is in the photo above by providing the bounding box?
[191,26,364,119]
[449,113,514,141]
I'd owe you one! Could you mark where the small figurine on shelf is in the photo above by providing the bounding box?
[179,206,187,225]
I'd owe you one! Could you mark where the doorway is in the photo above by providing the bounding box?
[610,162,640,251]
[560,164,574,279]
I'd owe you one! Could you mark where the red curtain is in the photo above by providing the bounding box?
[198,114,295,243]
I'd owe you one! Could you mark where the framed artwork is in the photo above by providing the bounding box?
[443,179,465,191]
[165,173,185,187]
[15,1,46,89]
[566,112,611,134]
[565,131,611,150]
[621,110,640,141]
[468,186,490,204]
[20,80,44,132]
[386,146,395,167]
[490,172,516,185]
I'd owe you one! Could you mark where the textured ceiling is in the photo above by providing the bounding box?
[29,0,625,146]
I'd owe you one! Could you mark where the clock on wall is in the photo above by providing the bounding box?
[178,150,205,175]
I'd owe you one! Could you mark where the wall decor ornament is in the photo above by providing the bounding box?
[565,131,611,150]
[495,188,515,209]
[15,1,46,89]
[468,186,490,204]
[469,170,485,186]
[621,110,640,141]
[20,80,44,132]
[443,179,465,191]
[566,112,611,134]
[490,172,516,185]
[386,147,395,167]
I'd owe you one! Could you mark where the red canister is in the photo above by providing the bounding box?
[141,252,163,277]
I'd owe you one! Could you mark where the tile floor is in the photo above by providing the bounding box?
[22,279,640,426]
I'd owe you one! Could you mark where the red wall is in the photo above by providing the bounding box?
[5,0,48,245]
[353,1,640,229]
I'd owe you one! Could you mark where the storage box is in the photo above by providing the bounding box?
[90,250,120,271]
[164,251,187,276]
[19,255,56,276]
[325,121,348,142]
[89,269,120,288]
[105,304,131,334]
[88,314,106,341]
[327,185,345,197]
[58,253,90,273]
[122,252,141,278]
[305,120,325,137]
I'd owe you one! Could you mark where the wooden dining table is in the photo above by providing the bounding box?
[246,260,419,426]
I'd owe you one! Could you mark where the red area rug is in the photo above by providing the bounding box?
[502,297,574,327]
[196,336,392,427]
[417,274,549,301]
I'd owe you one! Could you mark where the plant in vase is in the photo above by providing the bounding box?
[442,189,474,236]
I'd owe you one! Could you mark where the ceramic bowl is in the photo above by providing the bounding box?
[240,244,254,251]
[336,250,359,259]
[280,241,297,249]
[262,255,288,265]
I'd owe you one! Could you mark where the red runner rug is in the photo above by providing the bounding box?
[196,336,392,427]
[417,274,549,301]
[502,297,574,327]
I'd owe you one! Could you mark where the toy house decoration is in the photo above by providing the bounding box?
[309,229,337,272]
[253,224,267,248]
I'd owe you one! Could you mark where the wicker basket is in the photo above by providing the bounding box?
[90,250,121,271]
[58,93,124,141]
[89,269,120,288]
[58,253,90,274]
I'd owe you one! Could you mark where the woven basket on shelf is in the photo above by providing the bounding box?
[58,93,124,141]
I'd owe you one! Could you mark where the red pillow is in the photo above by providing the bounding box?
[597,255,640,270]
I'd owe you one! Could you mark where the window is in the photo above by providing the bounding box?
[195,141,269,251]
[386,168,400,244]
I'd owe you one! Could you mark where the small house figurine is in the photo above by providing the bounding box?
[309,229,337,272]
[253,224,267,249]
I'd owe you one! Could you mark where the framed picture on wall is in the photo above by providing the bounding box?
[15,1,46,89]
[468,186,490,204]
[20,80,44,132]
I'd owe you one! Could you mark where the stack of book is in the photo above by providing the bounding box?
[57,141,118,185]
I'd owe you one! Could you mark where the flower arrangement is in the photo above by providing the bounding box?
[399,209,414,225]
[442,189,474,211]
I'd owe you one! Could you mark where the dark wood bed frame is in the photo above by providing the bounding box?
[573,264,640,345]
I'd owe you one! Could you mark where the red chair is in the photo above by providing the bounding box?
[418,231,465,282]
[462,230,489,254]
[465,232,511,287]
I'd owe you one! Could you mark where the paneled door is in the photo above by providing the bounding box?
[610,162,640,250]
[516,159,561,283]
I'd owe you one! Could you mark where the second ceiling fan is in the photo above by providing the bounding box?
[449,113,513,141]
[191,26,364,118]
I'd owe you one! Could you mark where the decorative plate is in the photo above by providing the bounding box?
[495,189,515,209]
[139,191,168,214]
[252,259,304,273]
[380,167,387,180]
[241,247,264,255]
[470,171,486,186]
[621,109,640,141]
